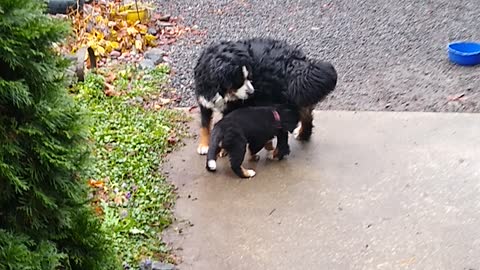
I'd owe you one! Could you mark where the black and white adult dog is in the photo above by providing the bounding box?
[194,38,338,155]
[206,105,300,178]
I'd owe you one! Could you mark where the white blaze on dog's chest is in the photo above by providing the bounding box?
[198,66,254,111]
[198,93,226,111]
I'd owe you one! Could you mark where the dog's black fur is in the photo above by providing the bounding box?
[206,105,299,178]
[194,38,338,154]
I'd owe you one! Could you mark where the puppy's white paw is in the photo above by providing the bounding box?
[207,160,217,171]
[246,169,256,178]
[197,145,209,155]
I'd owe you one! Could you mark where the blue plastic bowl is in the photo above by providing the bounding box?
[448,41,480,66]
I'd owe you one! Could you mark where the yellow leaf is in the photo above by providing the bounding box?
[136,24,148,34]
[110,41,120,50]
[119,20,128,29]
[87,40,96,48]
[95,31,105,41]
[145,34,156,46]
[96,46,105,56]
[127,26,138,35]
[105,41,113,53]
[104,41,120,53]
[135,39,143,51]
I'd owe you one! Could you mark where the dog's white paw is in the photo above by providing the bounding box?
[197,145,209,155]
[207,160,217,171]
[293,126,301,140]
[246,169,256,178]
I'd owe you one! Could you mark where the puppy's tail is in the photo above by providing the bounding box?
[206,127,222,172]
[287,60,338,107]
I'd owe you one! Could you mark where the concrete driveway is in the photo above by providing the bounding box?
[164,111,480,270]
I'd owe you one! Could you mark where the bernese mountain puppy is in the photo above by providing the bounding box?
[194,38,338,155]
[206,105,300,178]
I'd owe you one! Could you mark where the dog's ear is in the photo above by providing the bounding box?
[213,60,241,90]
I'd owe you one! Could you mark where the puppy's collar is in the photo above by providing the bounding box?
[272,110,281,129]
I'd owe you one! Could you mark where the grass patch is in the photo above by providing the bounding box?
[73,64,189,267]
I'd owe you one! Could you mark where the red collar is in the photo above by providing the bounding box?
[272,110,281,128]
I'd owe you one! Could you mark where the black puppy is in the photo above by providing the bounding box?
[206,105,299,178]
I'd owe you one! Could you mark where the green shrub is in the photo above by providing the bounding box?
[0,0,120,269]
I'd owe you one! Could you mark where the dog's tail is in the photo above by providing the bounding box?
[287,60,338,107]
[206,126,223,172]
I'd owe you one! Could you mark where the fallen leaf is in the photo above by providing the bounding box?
[130,228,145,234]
[104,82,120,96]
[167,135,177,145]
[88,179,105,188]
[127,26,138,35]
[105,72,116,83]
[113,194,124,205]
[135,39,143,51]
[94,205,103,216]
[145,34,156,46]
[447,93,466,102]
[160,98,171,105]
[136,23,148,34]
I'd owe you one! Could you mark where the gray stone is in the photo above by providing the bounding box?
[138,259,151,270]
[148,27,158,35]
[168,0,480,112]
[158,14,171,21]
[156,21,174,28]
[110,50,121,58]
[144,48,166,65]
[152,261,175,270]
[134,96,144,103]
[138,59,155,70]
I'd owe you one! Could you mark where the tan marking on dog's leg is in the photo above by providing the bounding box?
[218,148,228,157]
[197,126,210,155]
[264,140,275,159]
[295,106,314,141]
[241,166,256,178]
[267,148,280,160]
[264,140,274,151]
[249,151,260,162]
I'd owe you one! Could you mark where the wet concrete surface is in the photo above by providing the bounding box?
[164,110,480,270]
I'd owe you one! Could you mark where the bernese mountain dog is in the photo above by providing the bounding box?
[194,37,338,155]
[206,105,300,178]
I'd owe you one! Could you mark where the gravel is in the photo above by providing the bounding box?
[158,0,480,112]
